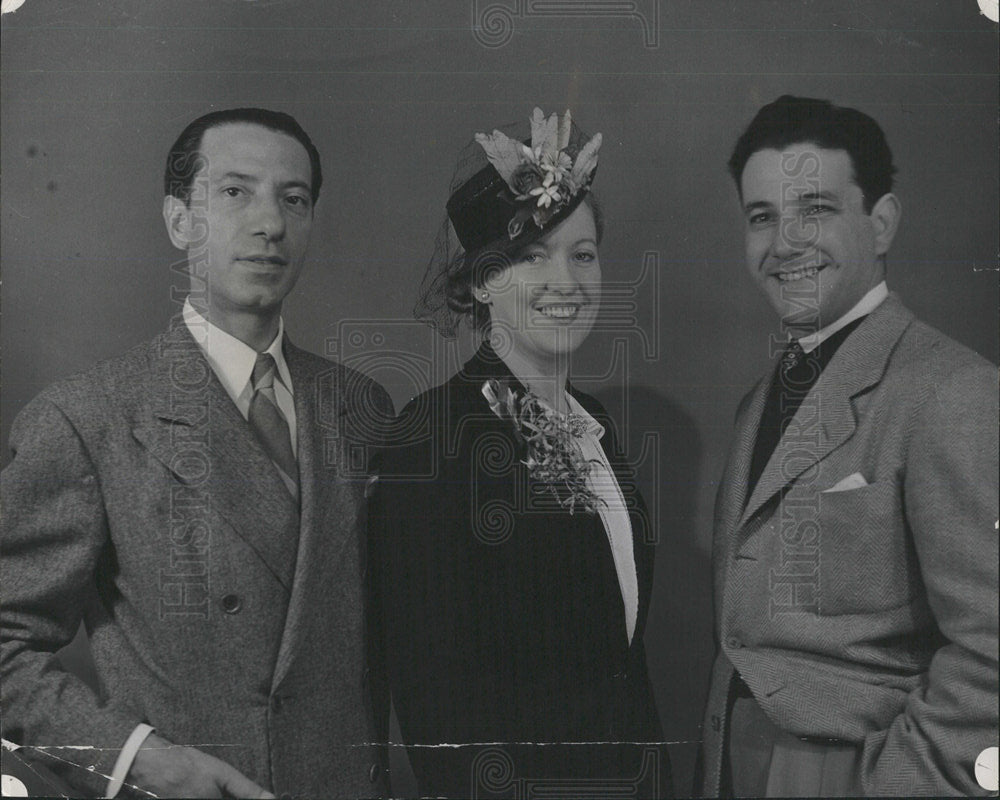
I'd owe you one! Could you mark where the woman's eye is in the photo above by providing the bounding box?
[522,253,544,265]
[748,212,773,227]
[222,186,244,198]
[574,251,596,263]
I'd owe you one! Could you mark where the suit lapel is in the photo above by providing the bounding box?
[573,387,651,650]
[718,377,769,538]
[271,343,360,690]
[131,320,300,590]
[736,294,915,530]
[739,379,855,526]
[629,484,654,648]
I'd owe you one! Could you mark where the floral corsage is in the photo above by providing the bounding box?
[475,107,602,240]
[482,378,605,515]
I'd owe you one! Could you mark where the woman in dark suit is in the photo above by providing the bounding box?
[369,108,670,798]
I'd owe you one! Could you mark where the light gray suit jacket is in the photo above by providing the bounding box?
[1,318,393,798]
[699,294,999,796]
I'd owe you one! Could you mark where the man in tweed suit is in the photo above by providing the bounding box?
[1,109,392,797]
[699,96,999,796]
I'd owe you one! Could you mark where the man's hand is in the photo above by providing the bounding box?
[126,732,275,798]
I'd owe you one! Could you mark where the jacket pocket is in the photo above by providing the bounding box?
[814,480,917,615]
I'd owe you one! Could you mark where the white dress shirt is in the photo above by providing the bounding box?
[182,297,296,454]
[797,281,888,354]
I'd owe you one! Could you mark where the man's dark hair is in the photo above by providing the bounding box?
[164,108,322,206]
[728,95,896,212]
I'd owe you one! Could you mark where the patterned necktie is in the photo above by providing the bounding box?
[780,339,805,373]
[249,353,298,497]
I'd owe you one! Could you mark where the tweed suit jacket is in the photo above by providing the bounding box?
[1,317,393,798]
[699,294,999,796]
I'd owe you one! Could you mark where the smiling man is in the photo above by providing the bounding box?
[1,109,392,797]
[698,96,998,796]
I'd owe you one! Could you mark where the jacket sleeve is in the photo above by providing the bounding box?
[859,360,999,795]
[1,395,141,796]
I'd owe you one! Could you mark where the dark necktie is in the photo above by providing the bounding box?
[249,353,298,497]
[744,339,811,503]
[745,317,868,504]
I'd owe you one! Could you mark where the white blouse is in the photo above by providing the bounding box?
[481,380,639,643]
[565,393,639,644]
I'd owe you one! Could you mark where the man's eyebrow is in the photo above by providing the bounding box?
[743,191,841,214]
[743,200,774,214]
[281,179,312,194]
[216,171,259,184]
[797,190,840,203]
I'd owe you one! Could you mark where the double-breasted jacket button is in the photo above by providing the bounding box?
[221,594,242,614]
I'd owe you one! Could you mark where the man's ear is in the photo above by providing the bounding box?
[870,193,901,256]
[163,195,199,250]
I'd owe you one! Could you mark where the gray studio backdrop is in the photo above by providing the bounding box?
[3,0,998,793]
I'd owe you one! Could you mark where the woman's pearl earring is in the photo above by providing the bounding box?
[480,291,490,302]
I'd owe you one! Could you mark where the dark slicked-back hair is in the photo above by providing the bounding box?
[728,95,896,212]
[164,108,322,206]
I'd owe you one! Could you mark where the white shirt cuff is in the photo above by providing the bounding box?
[105,722,155,798]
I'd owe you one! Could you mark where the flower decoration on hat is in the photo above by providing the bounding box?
[475,108,602,240]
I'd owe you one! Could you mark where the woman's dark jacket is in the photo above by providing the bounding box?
[367,343,671,798]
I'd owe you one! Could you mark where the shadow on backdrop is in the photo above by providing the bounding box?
[594,383,713,796]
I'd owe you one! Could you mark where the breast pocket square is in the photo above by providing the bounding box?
[821,472,869,493]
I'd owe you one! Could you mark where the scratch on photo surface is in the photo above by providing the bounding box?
[3,742,104,799]
[10,741,247,751]
[4,740,244,797]
[355,738,700,748]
